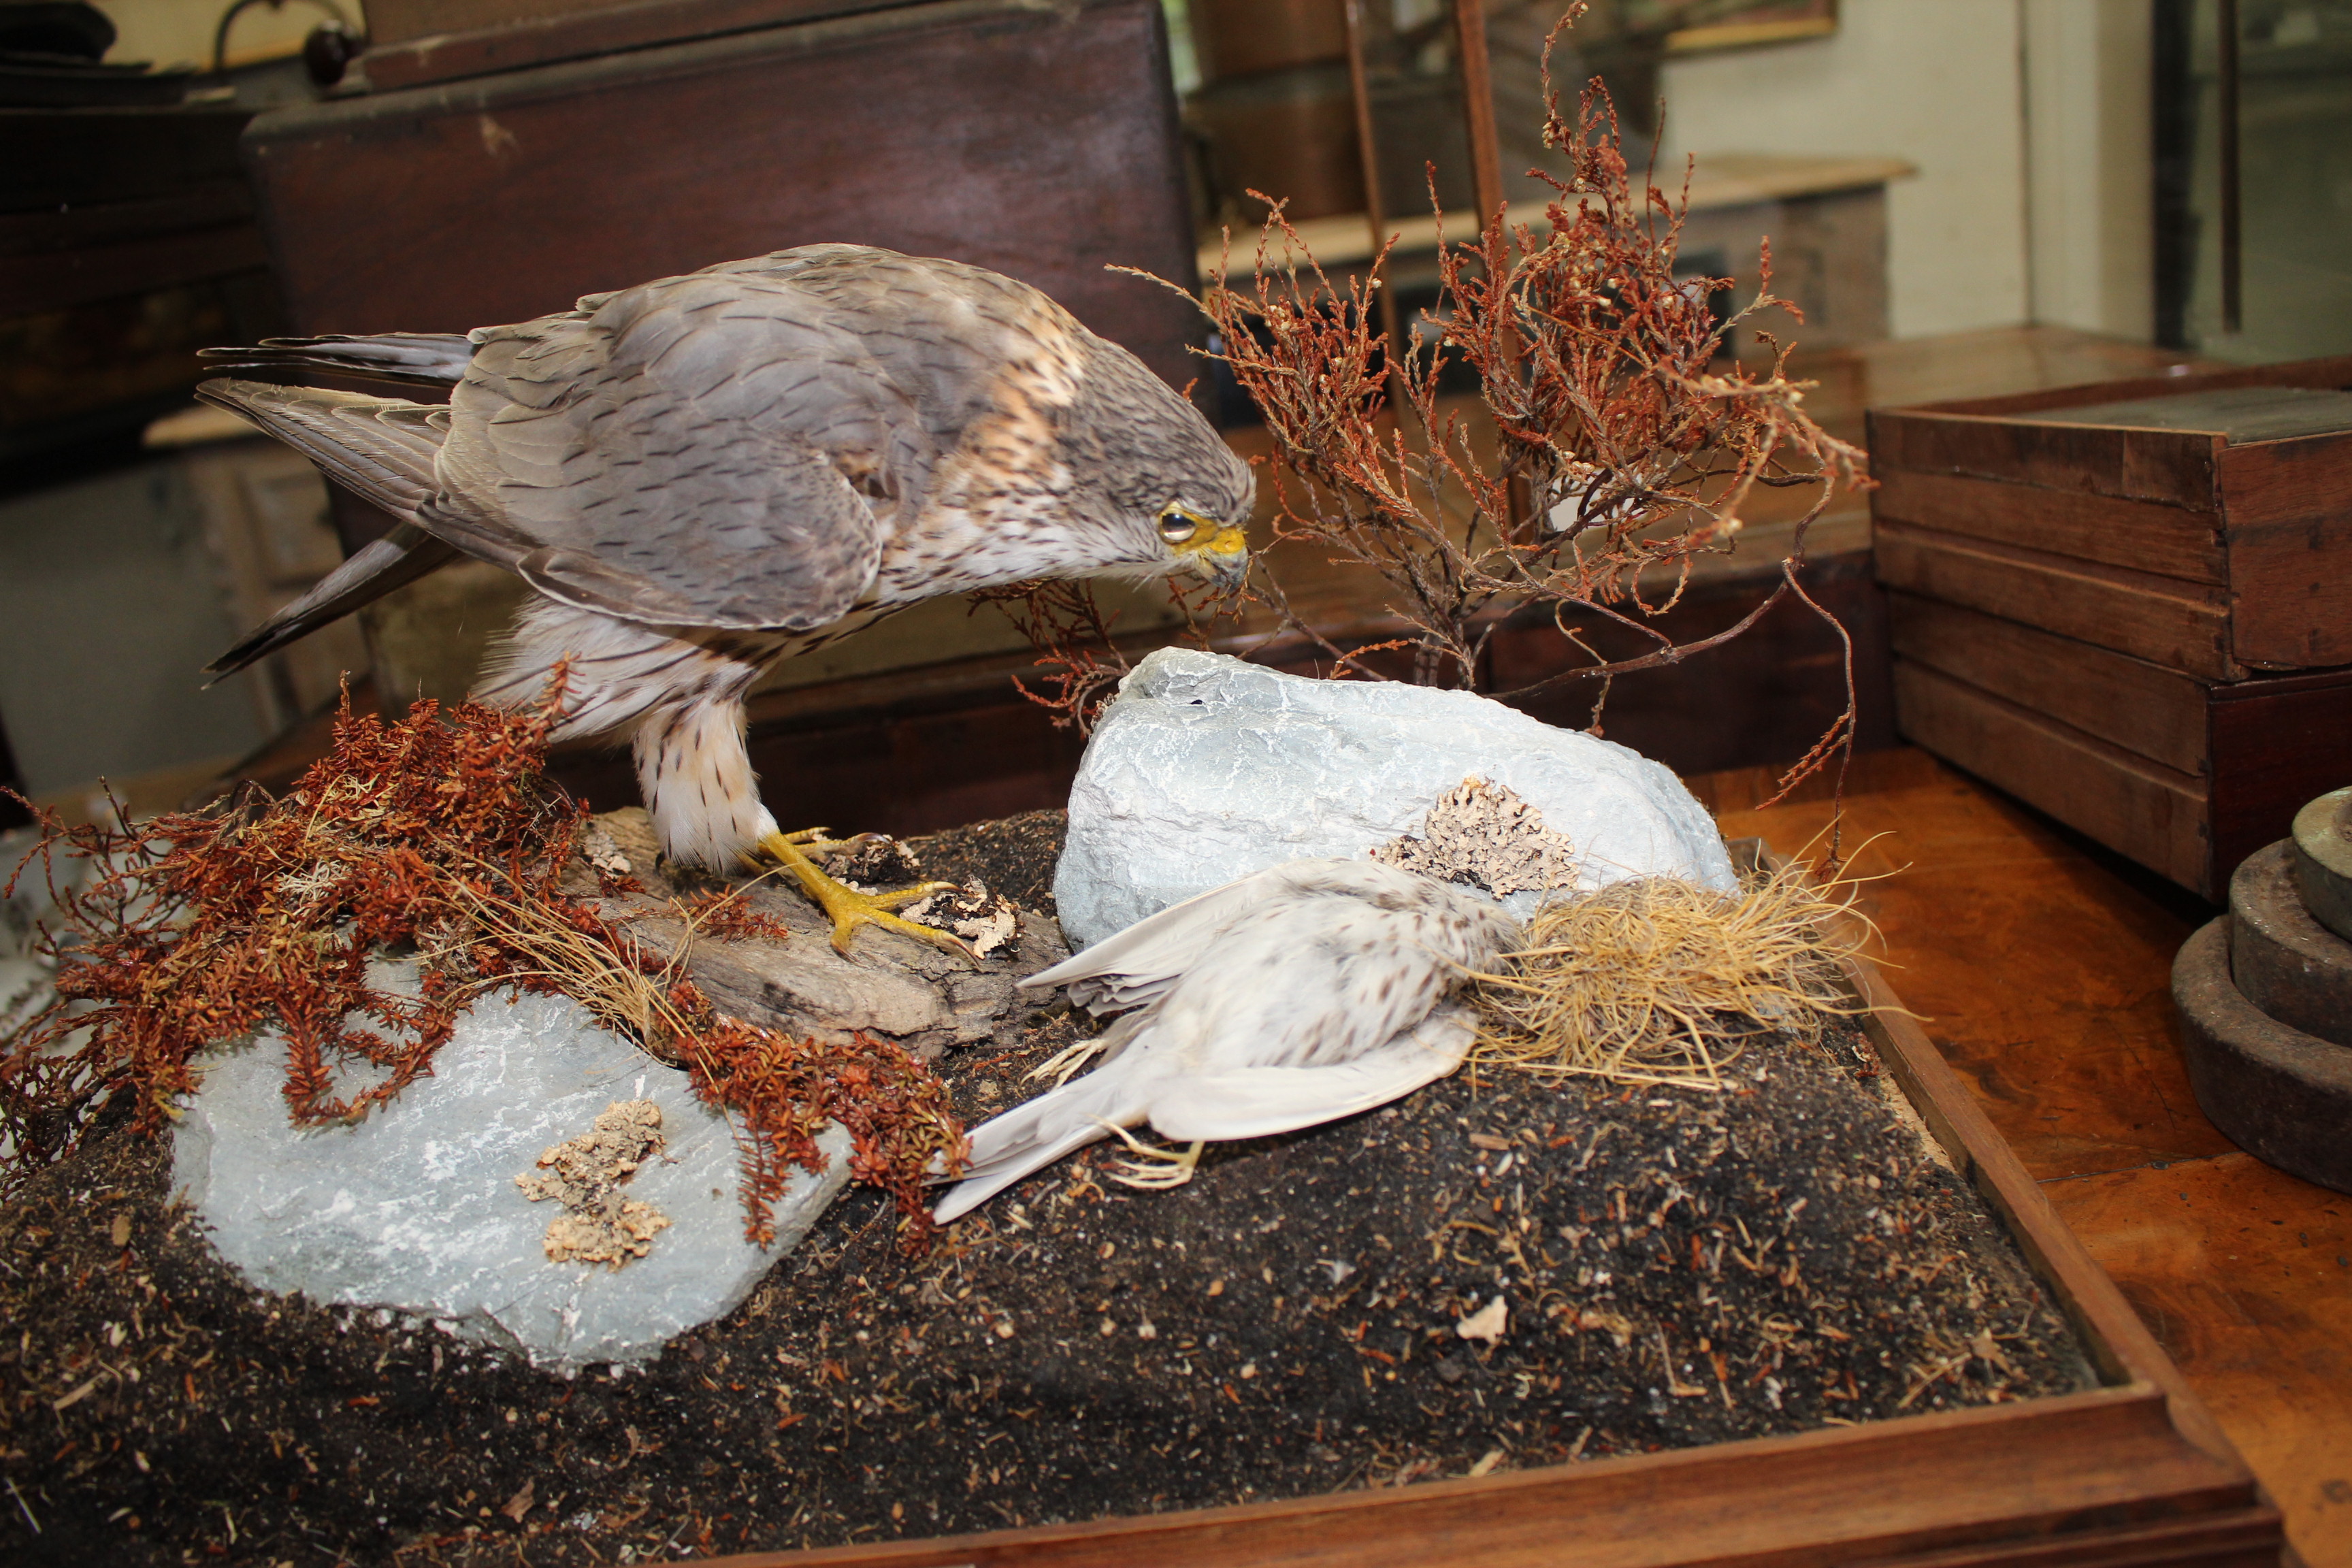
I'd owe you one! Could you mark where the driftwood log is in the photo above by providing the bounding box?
[564,807,1072,1061]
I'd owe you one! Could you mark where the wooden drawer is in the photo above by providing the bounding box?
[1869,356,2352,677]
[1889,595,2352,898]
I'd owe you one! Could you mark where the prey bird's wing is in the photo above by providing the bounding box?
[1145,1002,1475,1143]
[1019,865,1326,1013]
[1023,858,1485,1014]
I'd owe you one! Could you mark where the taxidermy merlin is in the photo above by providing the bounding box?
[934,860,1519,1222]
[198,244,1253,950]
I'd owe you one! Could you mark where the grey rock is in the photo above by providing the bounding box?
[1055,649,1736,948]
[171,977,850,1371]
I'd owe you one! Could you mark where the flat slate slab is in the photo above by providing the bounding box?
[172,985,853,1372]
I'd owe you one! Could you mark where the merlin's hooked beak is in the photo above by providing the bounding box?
[1159,505,1250,593]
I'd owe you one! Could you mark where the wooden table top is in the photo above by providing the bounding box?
[1688,745,2352,1568]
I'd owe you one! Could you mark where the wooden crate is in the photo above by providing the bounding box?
[355,0,905,92]
[1872,356,2352,680]
[1889,595,2352,898]
[1872,357,2352,896]
[649,921,2283,1568]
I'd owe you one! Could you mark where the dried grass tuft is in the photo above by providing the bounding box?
[1471,856,1878,1090]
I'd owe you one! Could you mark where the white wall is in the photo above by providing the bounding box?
[2021,0,2155,341]
[93,0,363,70]
[0,461,270,799]
[1658,0,2032,340]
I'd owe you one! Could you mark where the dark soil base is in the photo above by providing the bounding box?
[0,821,2093,1567]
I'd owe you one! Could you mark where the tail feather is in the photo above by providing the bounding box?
[197,378,448,522]
[195,377,470,679]
[206,527,462,679]
[198,332,474,390]
[932,1069,1132,1224]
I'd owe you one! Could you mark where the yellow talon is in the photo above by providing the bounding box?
[1028,1036,1109,1085]
[753,831,970,956]
[1096,1123,1203,1191]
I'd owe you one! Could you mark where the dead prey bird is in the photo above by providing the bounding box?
[196,245,1252,950]
[933,860,1518,1222]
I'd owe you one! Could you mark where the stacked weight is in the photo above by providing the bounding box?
[2173,786,2352,1194]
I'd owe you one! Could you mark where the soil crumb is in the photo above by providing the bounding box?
[0,813,2095,1567]
[516,1100,671,1269]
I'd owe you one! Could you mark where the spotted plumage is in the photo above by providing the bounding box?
[934,860,1520,1222]
[199,246,1254,877]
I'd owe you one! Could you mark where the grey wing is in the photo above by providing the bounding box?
[1022,858,1490,1012]
[1146,1002,1475,1143]
[1019,862,1351,1012]
[429,269,913,632]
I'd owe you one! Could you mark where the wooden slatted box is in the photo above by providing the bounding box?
[1870,358,2352,899]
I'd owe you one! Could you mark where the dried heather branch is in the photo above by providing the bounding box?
[972,568,1244,733]
[0,688,963,1250]
[1155,3,1869,792]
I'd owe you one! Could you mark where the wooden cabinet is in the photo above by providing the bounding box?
[240,0,1202,534]
[1872,358,2352,898]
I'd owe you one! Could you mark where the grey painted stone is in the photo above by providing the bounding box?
[1056,649,1736,949]
[171,977,849,1371]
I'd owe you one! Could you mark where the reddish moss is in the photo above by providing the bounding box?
[2,688,960,1247]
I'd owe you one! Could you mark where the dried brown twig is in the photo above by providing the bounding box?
[968,568,1239,734]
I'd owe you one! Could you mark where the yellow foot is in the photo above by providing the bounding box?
[1028,1035,1109,1086]
[1096,1124,1204,1192]
[753,831,968,957]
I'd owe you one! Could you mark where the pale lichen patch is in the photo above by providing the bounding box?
[517,1099,672,1269]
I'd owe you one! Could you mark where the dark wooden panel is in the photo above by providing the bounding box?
[1886,594,2208,776]
[242,0,1203,393]
[1866,409,2219,511]
[1869,467,2225,585]
[0,221,270,316]
[1901,353,2352,418]
[1874,523,2238,681]
[1891,659,2210,894]
[0,105,253,211]
[359,0,923,90]
[2206,668,2352,887]
[365,0,673,44]
[2217,436,2352,668]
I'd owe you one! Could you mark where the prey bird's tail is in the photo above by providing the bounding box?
[197,332,474,390]
[932,1064,1135,1225]
[196,378,463,679]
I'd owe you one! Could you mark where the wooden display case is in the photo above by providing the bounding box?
[1872,356,2352,898]
[671,919,2283,1568]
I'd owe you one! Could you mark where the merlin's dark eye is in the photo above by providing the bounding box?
[1158,507,1201,544]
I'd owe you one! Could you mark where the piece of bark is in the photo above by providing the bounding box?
[567,808,1070,1060]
